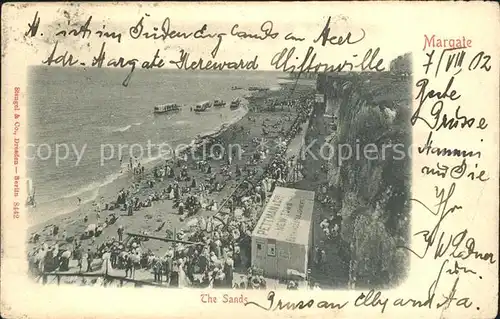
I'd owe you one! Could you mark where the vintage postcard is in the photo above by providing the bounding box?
[1,2,498,319]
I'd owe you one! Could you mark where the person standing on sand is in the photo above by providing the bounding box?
[52,225,59,240]
[164,253,173,284]
[170,260,179,287]
[86,248,94,272]
[178,202,185,215]
[77,247,84,272]
[117,225,124,242]
[228,197,234,214]
[153,257,163,283]
[125,255,132,278]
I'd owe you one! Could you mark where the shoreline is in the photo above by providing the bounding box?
[27,104,249,229]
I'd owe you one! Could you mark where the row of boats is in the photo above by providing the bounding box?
[153,98,242,114]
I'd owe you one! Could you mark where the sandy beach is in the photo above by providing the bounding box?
[27,82,317,287]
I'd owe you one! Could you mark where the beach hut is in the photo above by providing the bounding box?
[251,187,315,280]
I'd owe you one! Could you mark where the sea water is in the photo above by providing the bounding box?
[28,66,283,224]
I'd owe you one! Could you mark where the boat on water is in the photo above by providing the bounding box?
[231,86,242,90]
[194,101,212,112]
[154,103,182,114]
[213,99,226,107]
[230,98,241,110]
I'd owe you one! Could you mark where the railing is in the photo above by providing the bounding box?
[39,259,169,288]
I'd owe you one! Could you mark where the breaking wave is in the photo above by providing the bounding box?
[111,122,142,133]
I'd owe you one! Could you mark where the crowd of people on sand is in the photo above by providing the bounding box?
[27,93,316,288]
